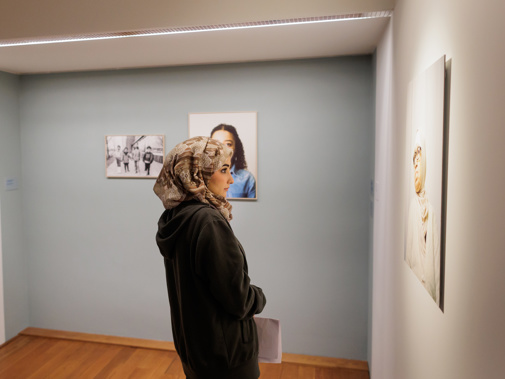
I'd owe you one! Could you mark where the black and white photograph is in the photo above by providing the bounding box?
[105,135,164,178]
[189,112,258,200]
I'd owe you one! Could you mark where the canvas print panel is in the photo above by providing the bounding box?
[404,56,446,308]
[189,112,258,200]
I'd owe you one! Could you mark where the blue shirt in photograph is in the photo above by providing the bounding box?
[227,166,256,198]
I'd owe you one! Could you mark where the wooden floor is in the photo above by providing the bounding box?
[0,335,369,379]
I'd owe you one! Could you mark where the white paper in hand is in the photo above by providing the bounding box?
[254,317,282,363]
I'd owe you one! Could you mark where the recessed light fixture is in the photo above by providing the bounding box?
[0,11,392,47]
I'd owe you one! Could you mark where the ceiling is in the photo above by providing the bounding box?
[0,0,394,75]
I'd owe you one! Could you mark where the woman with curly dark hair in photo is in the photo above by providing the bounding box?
[211,124,257,198]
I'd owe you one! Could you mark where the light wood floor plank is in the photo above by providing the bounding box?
[144,351,179,378]
[164,355,185,378]
[280,362,302,379]
[259,362,283,379]
[109,348,153,378]
[128,349,177,379]
[298,364,317,379]
[3,338,64,378]
[0,336,47,374]
[95,346,138,379]
[18,327,369,371]
[25,339,88,379]
[0,333,370,378]
[71,343,125,378]
[316,366,370,379]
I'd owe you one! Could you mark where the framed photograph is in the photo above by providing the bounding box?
[404,56,446,310]
[105,135,165,178]
[189,112,258,200]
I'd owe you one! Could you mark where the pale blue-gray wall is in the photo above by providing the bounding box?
[0,71,30,340]
[11,56,372,359]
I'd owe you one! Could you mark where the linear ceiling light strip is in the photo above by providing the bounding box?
[0,11,393,47]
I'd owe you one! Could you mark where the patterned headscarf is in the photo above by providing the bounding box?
[153,136,233,221]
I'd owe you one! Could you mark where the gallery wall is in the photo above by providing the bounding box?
[0,72,29,343]
[371,0,505,377]
[14,57,374,360]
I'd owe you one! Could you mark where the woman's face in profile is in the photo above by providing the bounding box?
[413,145,423,193]
[212,130,235,157]
[208,156,234,197]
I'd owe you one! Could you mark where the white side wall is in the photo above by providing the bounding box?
[0,72,29,341]
[371,0,505,378]
[370,17,394,376]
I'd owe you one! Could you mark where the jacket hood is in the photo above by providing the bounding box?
[156,200,209,260]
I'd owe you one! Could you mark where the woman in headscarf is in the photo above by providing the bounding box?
[154,136,266,379]
[405,129,440,306]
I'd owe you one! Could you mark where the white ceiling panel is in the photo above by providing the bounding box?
[0,1,394,74]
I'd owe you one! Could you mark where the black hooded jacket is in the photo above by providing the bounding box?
[156,200,266,379]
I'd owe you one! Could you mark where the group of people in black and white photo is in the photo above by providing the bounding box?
[113,144,154,175]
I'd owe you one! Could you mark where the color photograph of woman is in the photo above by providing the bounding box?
[189,112,258,200]
[210,124,256,198]
[403,57,446,309]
